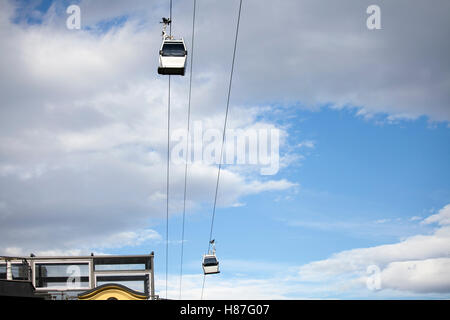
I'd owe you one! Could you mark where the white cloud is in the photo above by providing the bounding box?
[375,219,390,224]
[2,0,450,123]
[158,274,292,300]
[297,204,450,295]
[0,1,295,254]
[95,229,162,249]
[422,204,450,226]
[297,140,315,149]
[210,0,450,122]
[380,258,450,294]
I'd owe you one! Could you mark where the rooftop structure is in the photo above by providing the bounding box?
[0,253,155,300]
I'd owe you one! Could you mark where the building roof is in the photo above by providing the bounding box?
[1,253,154,261]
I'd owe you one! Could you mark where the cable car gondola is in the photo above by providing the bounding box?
[202,240,220,275]
[158,18,187,76]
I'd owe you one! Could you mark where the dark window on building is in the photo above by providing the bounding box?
[0,262,30,280]
[0,264,6,279]
[11,263,30,280]
[35,263,89,289]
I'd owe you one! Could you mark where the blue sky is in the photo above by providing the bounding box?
[1,0,449,299]
[109,107,450,298]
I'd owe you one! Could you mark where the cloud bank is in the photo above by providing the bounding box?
[298,204,450,295]
[0,0,295,254]
[168,205,450,299]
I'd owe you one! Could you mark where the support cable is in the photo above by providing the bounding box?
[179,0,197,300]
[201,0,243,300]
[165,0,173,301]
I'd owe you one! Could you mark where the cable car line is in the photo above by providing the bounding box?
[165,0,173,301]
[201,0,243,300]
[159,0,190,300]
[158,0,242,301]
[165,70,170,301]
[179,0,197,300]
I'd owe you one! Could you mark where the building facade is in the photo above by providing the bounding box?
[0,253,155,300]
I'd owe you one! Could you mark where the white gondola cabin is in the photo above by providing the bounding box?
[202,239,220,275]
[202,254,220,275]
[158,18,187,76]
[158,39,187,76]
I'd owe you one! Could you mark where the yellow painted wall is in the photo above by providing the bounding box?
[78,285,148,300]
